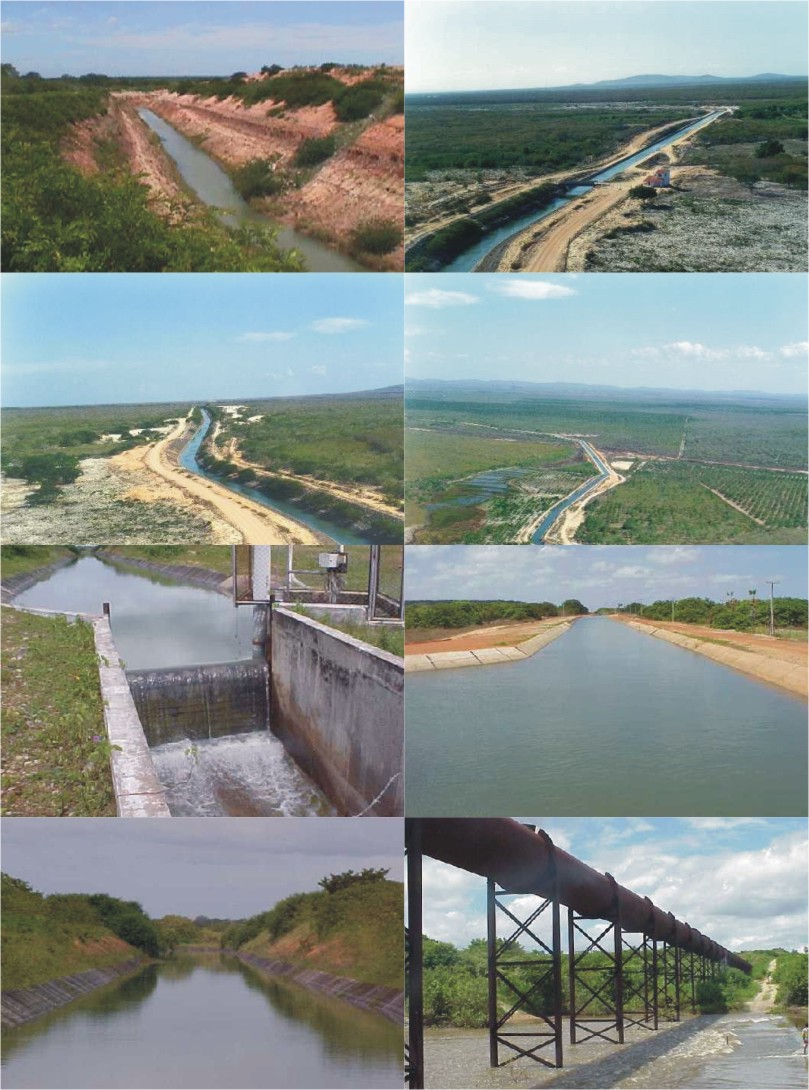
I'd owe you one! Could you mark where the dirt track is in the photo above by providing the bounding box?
[112,420,324,545]
[406,617,567,656]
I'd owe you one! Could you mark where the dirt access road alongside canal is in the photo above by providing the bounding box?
[499,111,726,272]
[406,616,572,656]
[112,418,325,545]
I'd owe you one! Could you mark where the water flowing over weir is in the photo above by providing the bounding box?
[406,616,807,816]
[136,107,362,272]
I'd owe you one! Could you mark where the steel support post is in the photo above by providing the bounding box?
[620,930,656,1033]
[405,820,424,1089]
[568,875,624,1046]
[660,942,681,1023]
[486,830,564,1069]
[688,951,698,1012]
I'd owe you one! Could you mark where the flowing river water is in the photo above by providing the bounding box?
[137,108,362,272]
[1,954,402,1089]
[440,110,726,271]
[13,556,333,816]
[406,616,807,815]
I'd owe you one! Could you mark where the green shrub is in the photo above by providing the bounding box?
[231,159,284,200]
[351,217,402,255]
[334,79,387,122]
[294,135,337,168]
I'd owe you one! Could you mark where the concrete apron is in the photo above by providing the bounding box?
[623,619,808,698]
[405,620,574,673]
[93,616,171,817]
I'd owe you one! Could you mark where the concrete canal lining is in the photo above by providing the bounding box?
[620,618,808,698]
[270,607,403,816]
[405,620,574,673]
[93,617,171,817]
[1,959,147,1028]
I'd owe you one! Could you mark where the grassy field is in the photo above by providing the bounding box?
[102,545,233,575]
[1,609,115,817]
[579,461,808,545]
[0,545,76,580]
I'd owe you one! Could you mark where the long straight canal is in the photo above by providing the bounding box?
[441,110,726,271]
[179,409,374,546]
[137,108,361,272]
[406,617,807,815]
[1,954,401,1089]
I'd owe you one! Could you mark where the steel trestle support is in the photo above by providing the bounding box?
[486,829,564,1069]
[568,874,624,1046]
[405,820,424,1089]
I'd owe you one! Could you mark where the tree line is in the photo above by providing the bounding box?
[406,599,588,630]
[611,596,807,631]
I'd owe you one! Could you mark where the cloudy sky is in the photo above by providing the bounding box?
[406,545,808,611]
[1,818,403,919]
[405,274,808,396]
[2,274,402,407]
[407,1,808,93]
[1,1,403,77]
[418,818,808,952]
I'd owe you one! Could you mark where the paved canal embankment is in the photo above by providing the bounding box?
[1,959,147,1028]
[406,619,573,673]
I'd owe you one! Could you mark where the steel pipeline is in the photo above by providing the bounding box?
[419,818,751,972]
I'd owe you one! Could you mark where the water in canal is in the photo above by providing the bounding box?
[180,410,372,546]
[14,555,251,670]
[1,954,402,1089]
[137,108,361,272]
[618,1012,807,1089]
[406,617,807,815]
[442,111,725,271]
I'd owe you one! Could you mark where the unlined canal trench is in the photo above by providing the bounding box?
[13,556,333,816]
[1,954,402,1089]
[406,616,807,816]
[137,108,362,272]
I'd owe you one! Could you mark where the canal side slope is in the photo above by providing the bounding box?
[613,615,808,697]
[406,617,575,672]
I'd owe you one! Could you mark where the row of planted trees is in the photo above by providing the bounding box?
[610,596,807,631]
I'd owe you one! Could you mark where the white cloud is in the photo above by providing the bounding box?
[238,331,296,343]
[663,341,729,360]
[405,289,479,309]
[780,341,809,358]
[311,318,369,334]
[488,280,577,300]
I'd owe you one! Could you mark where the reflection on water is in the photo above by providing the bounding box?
[1,954,401,1089]
[14,556,253,670]
[407,617,807,815]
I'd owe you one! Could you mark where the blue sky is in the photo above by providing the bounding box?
[418,818,808,952]
[1,2,403,77]
[406,545,808,611]
[2,274,403,406]
[407,1,808,93]
[405,274,808,396]
[1,818,403,919]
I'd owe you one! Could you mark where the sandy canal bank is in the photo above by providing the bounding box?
[112,419,327,545]
[614,616,807,697]
[497,112,725,273]
[540,443,624,545]
[405,618,574,672]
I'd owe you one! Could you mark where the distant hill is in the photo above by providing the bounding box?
[571,73,806,90]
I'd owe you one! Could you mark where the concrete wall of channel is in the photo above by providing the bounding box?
[231,951,404,1025]
[1,959,147,1028]
[0,554,77,603]
[97,552,232,597]
[269,607,403,816]
[406,619,574,673]
[126,661,270,745]
[621,619,808,697]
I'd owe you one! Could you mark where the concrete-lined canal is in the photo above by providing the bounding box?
[137,108,361,272]
[0,954,402,1089]
[440,110,726,271]
[406,616,807,815]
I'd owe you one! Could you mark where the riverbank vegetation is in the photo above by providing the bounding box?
[220,869,403,988]
[100,545,233,575]
[407,599,587,633]
[0,545,77,581]
[612,596,808,634]
[1,609,114,817]
[1,68,303,272]
[2,873,157,989]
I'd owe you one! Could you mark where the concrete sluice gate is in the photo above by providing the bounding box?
[127,661,335,817]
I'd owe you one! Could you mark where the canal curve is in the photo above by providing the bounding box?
[137,108,361,273]
[440,110,726,271]
[405,616,807,816]
[179,409,373,546]
[0,954,401,1089]
[531,440,610,542]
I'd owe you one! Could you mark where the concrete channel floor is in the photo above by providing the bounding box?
[423,1014,724,1089]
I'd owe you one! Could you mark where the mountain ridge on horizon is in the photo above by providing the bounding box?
[409,72,807,97]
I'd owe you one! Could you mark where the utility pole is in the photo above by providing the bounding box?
[671,599,675,623]
[765,580,780,637]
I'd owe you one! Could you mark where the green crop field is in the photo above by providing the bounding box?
[578,461,808,545]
